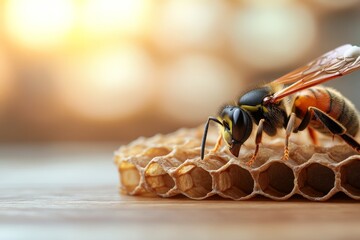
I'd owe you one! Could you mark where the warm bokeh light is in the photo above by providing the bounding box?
[159,54,242,124]
[152,0,227,53]
[55,45,155,120]
[81,0,151,36]
[4,0,75,50]
[0,0,359,141]
[231,3,316,71]
[0,49,13,107]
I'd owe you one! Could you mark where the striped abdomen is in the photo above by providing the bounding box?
[293,86,359,137]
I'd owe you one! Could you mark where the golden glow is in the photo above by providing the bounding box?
[4,0,75,49]
[81,0,151,35]
[152,0,226,52]
[0,49,13,106]
[55,45,155,120]
[231,3,316,70]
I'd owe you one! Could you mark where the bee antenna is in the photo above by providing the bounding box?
[201,117,223,160]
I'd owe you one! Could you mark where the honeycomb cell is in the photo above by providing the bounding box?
[145,162,176,195]
[118,161,141,193]
[173,150,200,163]
[298,163,335,199]
[258,162,295,199]
[340,159,360,198]
[216,164,254,199]
[176,164,213,199]
[143,147,171,158]
[118,144,147,157]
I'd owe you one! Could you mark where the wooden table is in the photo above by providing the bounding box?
[1,143,360,240]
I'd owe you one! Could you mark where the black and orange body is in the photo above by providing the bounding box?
[200,44,360,162]
[293,86,359,138]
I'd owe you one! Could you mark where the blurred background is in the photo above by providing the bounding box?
[0,0,360,143]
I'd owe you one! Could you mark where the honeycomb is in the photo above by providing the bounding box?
[114,126,360,201]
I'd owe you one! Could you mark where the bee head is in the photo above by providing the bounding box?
[219,106,253,157]
[201,106,253,159]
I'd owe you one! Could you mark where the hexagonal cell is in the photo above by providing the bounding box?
[145,162,175,195]
[173,150,200,163]
[340,159,360,197]
[217,165,254,199]
[119,161,141,193]
[143,147,171,159]
[298,163,335,199]
[176,165,213,199]
[258,162,295,198]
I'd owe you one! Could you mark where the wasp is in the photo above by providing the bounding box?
[201,44,360,165]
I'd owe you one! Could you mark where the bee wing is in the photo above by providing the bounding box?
[267,44,360,103]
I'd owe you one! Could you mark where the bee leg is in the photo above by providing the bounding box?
[311,107,346,134]
[339,133,360,152]
[291,108,320,150]
[310,107,360,152]
[247,119,264,166]
[211,134,223,153]
[283,113,296,160]
[307,127,318,145]
[294,108,313,132]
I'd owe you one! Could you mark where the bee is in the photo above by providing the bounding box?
[201,44,360,165]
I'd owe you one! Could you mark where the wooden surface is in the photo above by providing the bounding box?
[1,143,360,240]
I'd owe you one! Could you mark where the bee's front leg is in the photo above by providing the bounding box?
[283,113,296,160]
[246,119,265,166]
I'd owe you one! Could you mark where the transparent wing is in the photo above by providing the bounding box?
[266,44,360,104]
